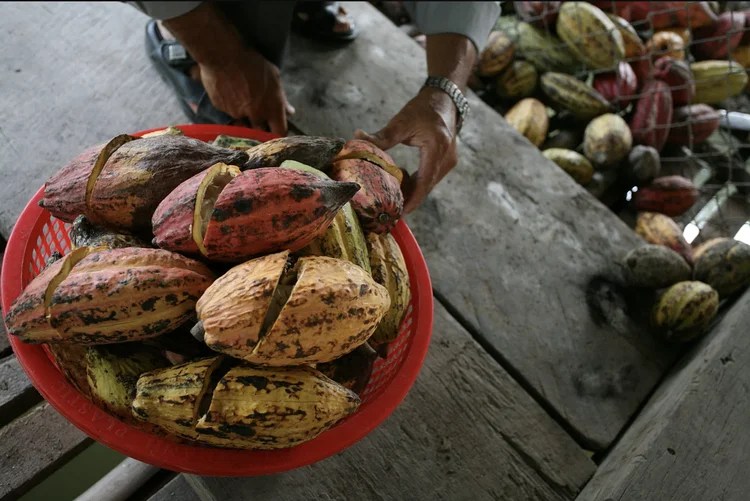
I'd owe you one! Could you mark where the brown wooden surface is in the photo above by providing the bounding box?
[0,355,39,426]
[195,303,595,501]
[576,288,750,501]
[0,402,90,501]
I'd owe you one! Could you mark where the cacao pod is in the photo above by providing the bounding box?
[652,57,695,106]
[47,344,92,399]
[692,11,745,60]
[593,61,638,106]
[141,126,184,138]
[731,45,750,91]
[478,31,515,77]
[583,113,633,168]
[515,1,561,30]
[659,27,692,46]
[329,159,404,234]
[627,145,661,184]
[635,212,694,265]
[495,61,538,99]
[651,281,719,343]
[196,251,390,366]
[200,168,359,261]
[622,244,692,289]
[331,139,403,184]
[194,365,360,449]
[629,79,673,152]
[692,60,749,104]
[70,214,150,250]
[586,170,620,199]
[594,2,718,30]
[517,22,579,74]
[540,72,612,120]
[243,136,345,171]
[693,238,750,297]
[541,128,584,151]
[557,2,625,70]
[504,98,549,148]
[211,134,261,151]
[646,31,686,61]
[366,232,411,346]
[542,148,594,185]
[317,343,378,395]
[632,175,699,217]
[606,14,644,59]
[87,135,248,232]
[666,104,721,146]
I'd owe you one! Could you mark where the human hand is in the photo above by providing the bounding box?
[354,87,458,214]
[197,48,294,135]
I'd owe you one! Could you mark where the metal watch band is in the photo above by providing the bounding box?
[423,76,470,132]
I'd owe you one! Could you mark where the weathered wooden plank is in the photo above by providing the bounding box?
[147,476,200,501]
[0,355,39,426]
[576,287,750,501]
[195,302,595,501]
[74,458,160,501]
[278,2,674,449]
[0,2,186,239]
[0,402,90,500]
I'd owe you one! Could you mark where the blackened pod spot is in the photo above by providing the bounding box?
[290,184,315,202]
[212,208,231,222]
[218,423,257,438]
[233,197,254,213]
[141,297,159,311]
[235,375,269,391]
[359,284,369,296]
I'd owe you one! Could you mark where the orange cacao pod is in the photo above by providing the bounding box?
[652,57,695,106]
[692,11,745,60]
[593,61,638,106]
[666,104,721,146]
[634,212,694,266]
[632,175,699,217]
[630,79,673,153]
[646,31,686,61]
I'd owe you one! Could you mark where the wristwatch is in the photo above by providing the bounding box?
[422,76,470,133]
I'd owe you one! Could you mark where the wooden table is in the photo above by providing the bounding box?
[1,3,749,501]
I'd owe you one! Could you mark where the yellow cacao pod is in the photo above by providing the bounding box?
[606,13,645,59]
[495,61,538,99]
[542,148,594,185]
[691,60,748,104]
[478,31,515,77]
[517,22,579,74]
[504,98,549,147]
[557,2,625,70]
[651,281,719,343]
[583,113,633,168]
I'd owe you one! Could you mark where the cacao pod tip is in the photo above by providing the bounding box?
[190,321,205,343]
[336,181,362,201]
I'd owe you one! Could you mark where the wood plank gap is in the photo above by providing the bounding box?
[0,354,42,427]
[128,470,178,501]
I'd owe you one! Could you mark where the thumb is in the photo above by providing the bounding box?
[354,121,409,151]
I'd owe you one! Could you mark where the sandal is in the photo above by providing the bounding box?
[144,20,234,125]
[291,2,359,43]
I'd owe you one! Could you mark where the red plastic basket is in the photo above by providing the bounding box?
[0,124,433,476]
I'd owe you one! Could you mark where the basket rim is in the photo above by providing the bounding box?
[0,124,434,476]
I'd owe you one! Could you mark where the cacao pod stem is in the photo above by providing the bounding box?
[191,321,205,343]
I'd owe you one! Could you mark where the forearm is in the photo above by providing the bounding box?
[425,34,477,93]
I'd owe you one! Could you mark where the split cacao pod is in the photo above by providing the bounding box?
[478,31,515,78]
[651,281,719,343]
[635,212,694,265]
[632,175,699,217]
[515,1,561,30]
[652,57,695,106]
[243,136,345,171]
[517,22,579,74]
[592,61,638,106]
[691,60,749,104]
[693,237,750,298]
[583,113,633,168]
[70,215,150,251]
[692,11,745,60]
[196,251,390,366]
[666,104,721,147]
[495,61,538,100]
[556,2,625,70]
[504,98,549,148]
[542,148,594,185]
[540,72,612,120]
[366,232,411,346]
[629,79,673,153]
[627,145,661,184]
[212,134,261,151]
[622,244,692,289]
[646,31,686,61]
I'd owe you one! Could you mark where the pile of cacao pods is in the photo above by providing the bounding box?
[5,126,413,450]
[474,1,750,219]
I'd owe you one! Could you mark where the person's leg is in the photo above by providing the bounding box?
[291,2,359,43]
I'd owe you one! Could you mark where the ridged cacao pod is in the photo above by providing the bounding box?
[540,72,612,120]
[515,1,561,30]
[504,97,549,148]
[651,281,719,343]
[635,212,694,265]
[666,104,721,146]
[556,2,625,70]
[243,136,345,171]
[652,57,695,106]
[692,60,749,104]
[627,145,661,184]
[693,238,750,297]
[646,31,686,61]
[332,139,404,185]
[517,22,579,74]
[692,11,745,60]
[630,79,673,152]
[366,232,411,346]
[633,175,699,217]
[593,61,638,106]
[478,31,515,77]
[583,113,633,168]
[622,244,692,289]
[606,14,644,59]
[660,27,692,46]
[542,148,594,185]
[495,61,538,99]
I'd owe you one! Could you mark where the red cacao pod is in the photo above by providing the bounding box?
[692,11,746,60]
[618,2,718,30]
[593,61,638,106]
[652,57,695,105]
[633,175,700,217]
[630,79,673,152]
[666,104,721,146]
[515,1,561,30]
